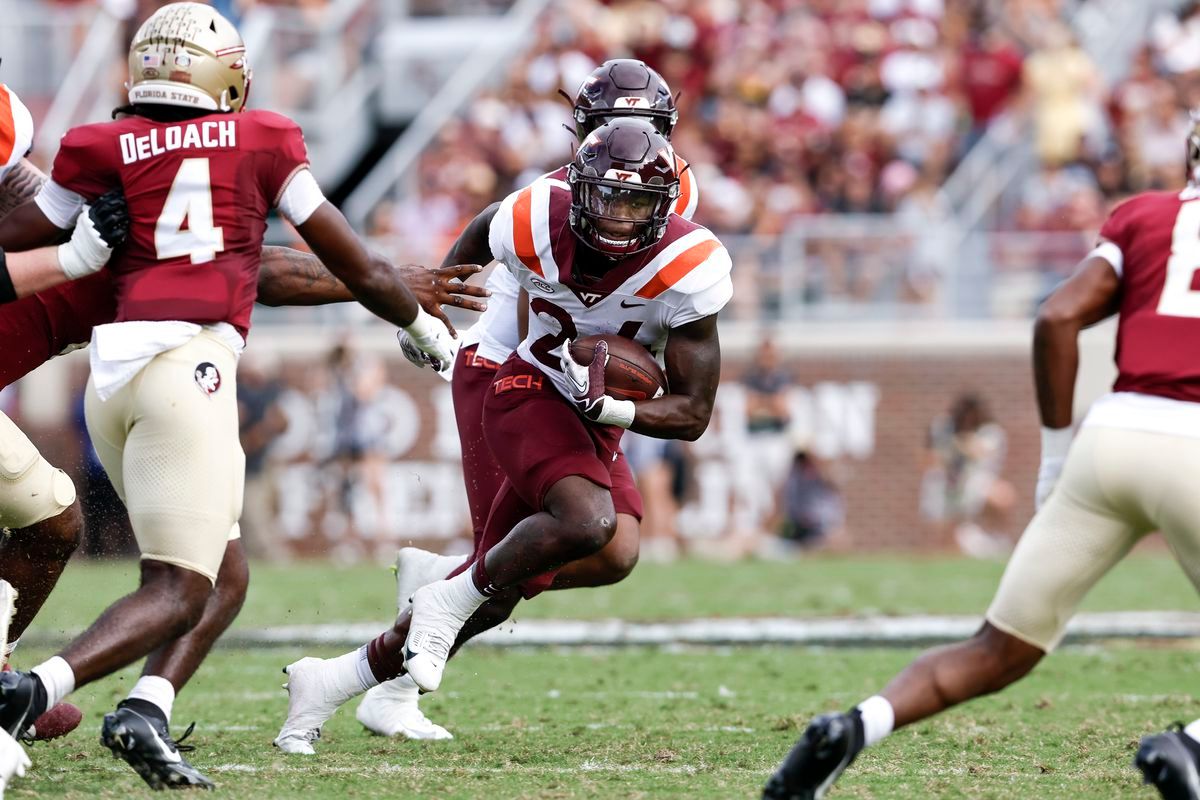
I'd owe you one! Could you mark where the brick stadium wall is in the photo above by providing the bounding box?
[12,323,1119,556]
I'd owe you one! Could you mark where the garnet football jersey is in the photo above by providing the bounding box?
[0,273,116,389]
[43,110,309,338]
[488,175,731,401]
[461,153,700,365]
[1099,189,1200,403]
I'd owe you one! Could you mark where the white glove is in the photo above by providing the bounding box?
[1035,426,1073,509]
[398,307,457,378]
[396,328,456,382]
[560,339,635,428]
[58,190,129,280]
[58,205,117,280]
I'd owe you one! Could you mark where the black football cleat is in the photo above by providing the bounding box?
[0,670,42,740]
[763,712,864,800]
[1136,724,1200,800]
[101,705,214,790]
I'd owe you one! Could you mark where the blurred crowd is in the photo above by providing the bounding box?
[369,0,1087,263]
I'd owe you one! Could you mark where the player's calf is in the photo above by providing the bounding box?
[0,501,83,642]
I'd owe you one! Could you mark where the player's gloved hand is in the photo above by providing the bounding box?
[58,189,129,280]
[560,339,635,428]
[1035,425,1073,509]
[398,307,458,378]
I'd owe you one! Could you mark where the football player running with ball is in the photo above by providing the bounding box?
[764,114,1200,800]
[0,2,466,789]
[275,116,732,753]
[356,58,700,742]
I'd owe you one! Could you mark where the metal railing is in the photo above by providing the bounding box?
[342,0,554,228]
[248,221,1092,330]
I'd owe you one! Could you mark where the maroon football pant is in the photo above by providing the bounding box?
[453,347,641,543]
[451,345,507,544]
[458,356,642,598]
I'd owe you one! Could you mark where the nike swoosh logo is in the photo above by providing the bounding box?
[620,300,646,308]
[567,372,588,394]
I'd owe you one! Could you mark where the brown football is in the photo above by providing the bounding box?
[570,334,667,402]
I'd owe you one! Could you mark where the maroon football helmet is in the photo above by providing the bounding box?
[571,59,678,140]
[568,118,680,257]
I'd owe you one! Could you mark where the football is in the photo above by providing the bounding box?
[570,334,667,401]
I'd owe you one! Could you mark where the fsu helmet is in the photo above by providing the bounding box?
[571,59,678,140]
[127,2,251,113]
[568,118,680,257]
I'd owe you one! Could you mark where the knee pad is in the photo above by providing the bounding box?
[0,457,77,531]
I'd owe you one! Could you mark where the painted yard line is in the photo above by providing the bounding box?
[22,611,1200,649]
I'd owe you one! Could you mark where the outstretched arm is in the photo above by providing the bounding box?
[257,246,488,332]
[294,203,425,326]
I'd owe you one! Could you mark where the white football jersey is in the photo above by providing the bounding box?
[487,175,731,401]
[460,153,700,365]
[0,85,35,183]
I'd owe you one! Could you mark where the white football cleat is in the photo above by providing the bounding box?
[0,727,29,799]
[402,583,478,694]
[273,658,358,755]
[356,676,452,740]
[394,548,464,613]
[0,582,15,668]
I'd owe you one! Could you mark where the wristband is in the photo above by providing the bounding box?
[402,306,439,341]
[597,397,636,429]
[1040,426,1073,461]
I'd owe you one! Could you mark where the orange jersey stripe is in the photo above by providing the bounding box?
[636,238,721,300]
[673,155,691,216]
[0,86,16,166]
[512,186,543,277]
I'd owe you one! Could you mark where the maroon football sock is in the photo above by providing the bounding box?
[365,632,407,684]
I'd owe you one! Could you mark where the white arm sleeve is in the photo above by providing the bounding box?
[1089,241,1123,277]
[276,168,326,226]
[34,179,86,230]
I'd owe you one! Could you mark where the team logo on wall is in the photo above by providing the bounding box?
[194,362,221,395]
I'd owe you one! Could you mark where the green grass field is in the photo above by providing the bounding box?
[8,553,1200,799]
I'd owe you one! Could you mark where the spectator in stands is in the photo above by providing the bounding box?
[1020,22,1103,166]
[238,355,289,560]
[920,392,1016,558]
[769,436,845,554]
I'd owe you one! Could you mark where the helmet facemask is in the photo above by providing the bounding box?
[569,168,678,257]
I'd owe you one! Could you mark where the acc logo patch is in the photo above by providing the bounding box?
[194,362,221,395]
[530,277,555,294]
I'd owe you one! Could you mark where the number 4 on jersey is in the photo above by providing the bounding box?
[155,157,225,264]
[1158,200,1200,318]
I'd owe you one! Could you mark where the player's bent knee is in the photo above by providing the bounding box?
[597,532,639,584]
[40,500,83,553]
[0,456,77,531]
[140,560,216,635]
[973,623,1045,688]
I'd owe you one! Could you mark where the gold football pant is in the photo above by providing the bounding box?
[987,425,1200,651]
[84,331,244,584]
